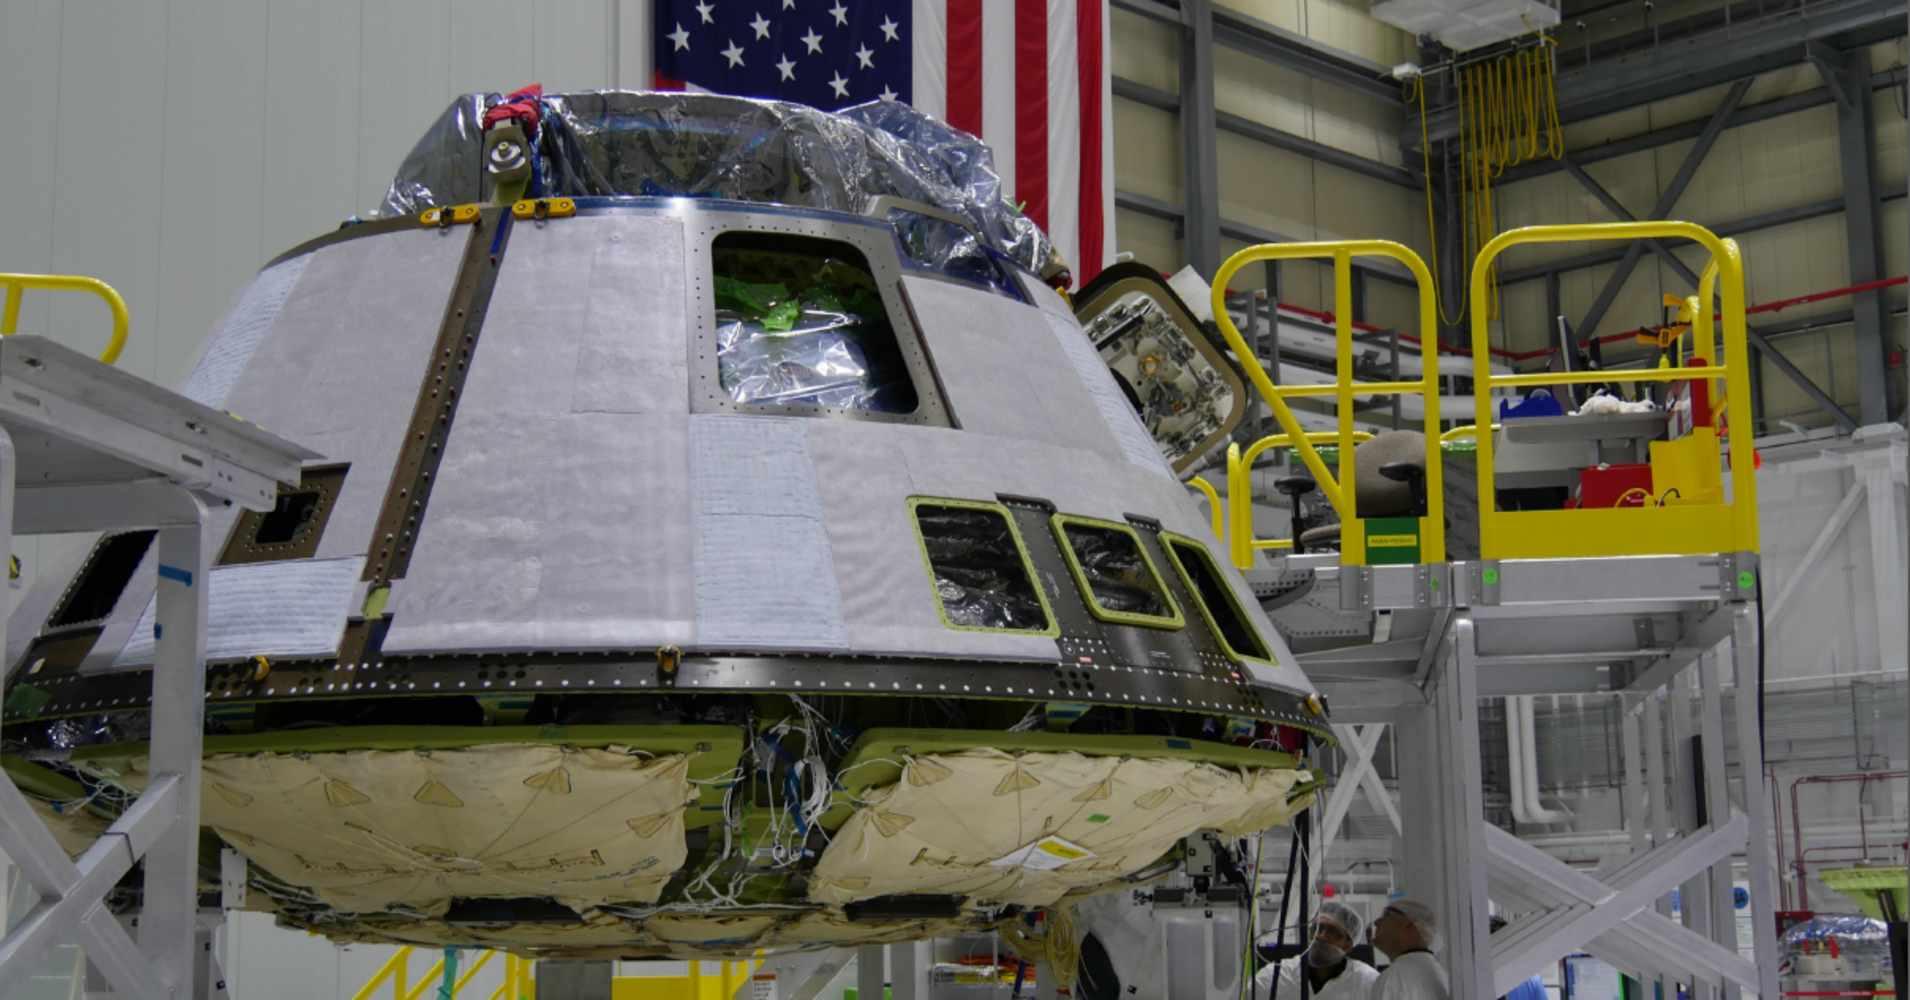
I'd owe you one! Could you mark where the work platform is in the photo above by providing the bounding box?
[1204,222,1784,998]
[0,322,312,999]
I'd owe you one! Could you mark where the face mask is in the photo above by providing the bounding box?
[1304,942,1346,968]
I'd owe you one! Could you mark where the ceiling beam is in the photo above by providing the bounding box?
[1497,67,1904,185]
[1406,0,1907,146]
[1496,183,1908,284]
[1114,77,1424,190]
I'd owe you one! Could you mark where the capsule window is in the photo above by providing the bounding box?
[49,531,156,629]
[711,232,920,414]
[1162,534,1272,662]
[1051,516,1184,630]
[220,465,349,565]
[910,499,1055,634]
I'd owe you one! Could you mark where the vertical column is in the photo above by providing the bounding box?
[1730,608,1782,999]
[1617,694,1651,990]
[1833,48,1891,424]
[888,942,929,1000]
[856,946,885,1000]
[140,491,208,995]
[1697,650,1739,1000]
[1178,0,1220,279]
[1439,618,1492,997]
[1641,694,1671,921]
[1668,673,1703,937]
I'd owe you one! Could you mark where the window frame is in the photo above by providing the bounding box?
[1049,514,1185,630]
[1157,531,1275,665]
[908,496,1059,637]
[687,208,954,428]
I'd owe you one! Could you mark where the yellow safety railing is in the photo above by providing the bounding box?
[352,947,497,1000]
[1439,424,1498,443]
[1188,475,1225,543]
[1469,222,1759,559]
[491,954,531,1000]
[0,273,129,365]
[350,950,758,1000]
[1222,432,1375,568]
[1211,243,1446,567]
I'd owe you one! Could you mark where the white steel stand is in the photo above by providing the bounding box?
[0,336,311,999]
[1303,554,1784,999]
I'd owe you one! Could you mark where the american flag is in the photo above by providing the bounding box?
[655,0,1116,286]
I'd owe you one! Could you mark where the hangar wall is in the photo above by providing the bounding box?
[0,0,652,610]
[1488,43,1909,428]
[1109,0,1432,337]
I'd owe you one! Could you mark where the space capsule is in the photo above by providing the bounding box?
[3,91,1326,959]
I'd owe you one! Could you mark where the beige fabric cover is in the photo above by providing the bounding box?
[197,745,694,913]
[809,750,1302,908]
[285,906,989,959]
[27,797,111,858]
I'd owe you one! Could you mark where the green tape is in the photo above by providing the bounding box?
[1482,568,1499,585]
[5,683,51,719]
[1737,570,1755,589]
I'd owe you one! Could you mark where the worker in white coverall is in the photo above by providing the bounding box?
[1369,900,1449,1000]
[1253,900,1380,999]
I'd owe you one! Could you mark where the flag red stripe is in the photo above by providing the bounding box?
[1014,0,1050,231]
[946,0,984,135]
[1074,0,1104,285]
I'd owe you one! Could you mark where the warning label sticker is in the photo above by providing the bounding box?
[989,835,1098,871]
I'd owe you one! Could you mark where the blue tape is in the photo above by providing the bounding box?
[158,564,193,586]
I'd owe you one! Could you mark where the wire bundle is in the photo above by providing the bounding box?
[1409,37,1565,327]
[1000,905,1083,993]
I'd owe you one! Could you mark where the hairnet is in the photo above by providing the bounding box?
[1386,899,1442,952]
[1314,900,1363,941]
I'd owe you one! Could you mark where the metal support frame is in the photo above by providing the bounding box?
[0,444,205,1000]
[1574,79,1752,342]
[1498,66,1909,185]
[1558,154,1864,431]
[1178,0,1221,279]
[1813,46,1894,423]
[1375,557,1784,998]
[856,946,885,1000]
[1410,0,1907,144]
[1113,78,1423,190]
[1318,723,1403,855]
[888,941,929,1000]
[0,335,310,1000]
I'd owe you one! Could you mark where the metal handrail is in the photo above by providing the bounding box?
[1188,475,1225,543]
[0,273,129,365]
[1468,222,1760,559]
[1439,424,1498,442]
[350,947,495,1000]
[1224,432,1375,567]
[1211,243,1446,567]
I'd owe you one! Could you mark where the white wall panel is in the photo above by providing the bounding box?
[1111,6,1179,94]
[1115,208,1184,272]
[0,0,628,616]
[1214,0,1413,67]
[1113,101,1185,203]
